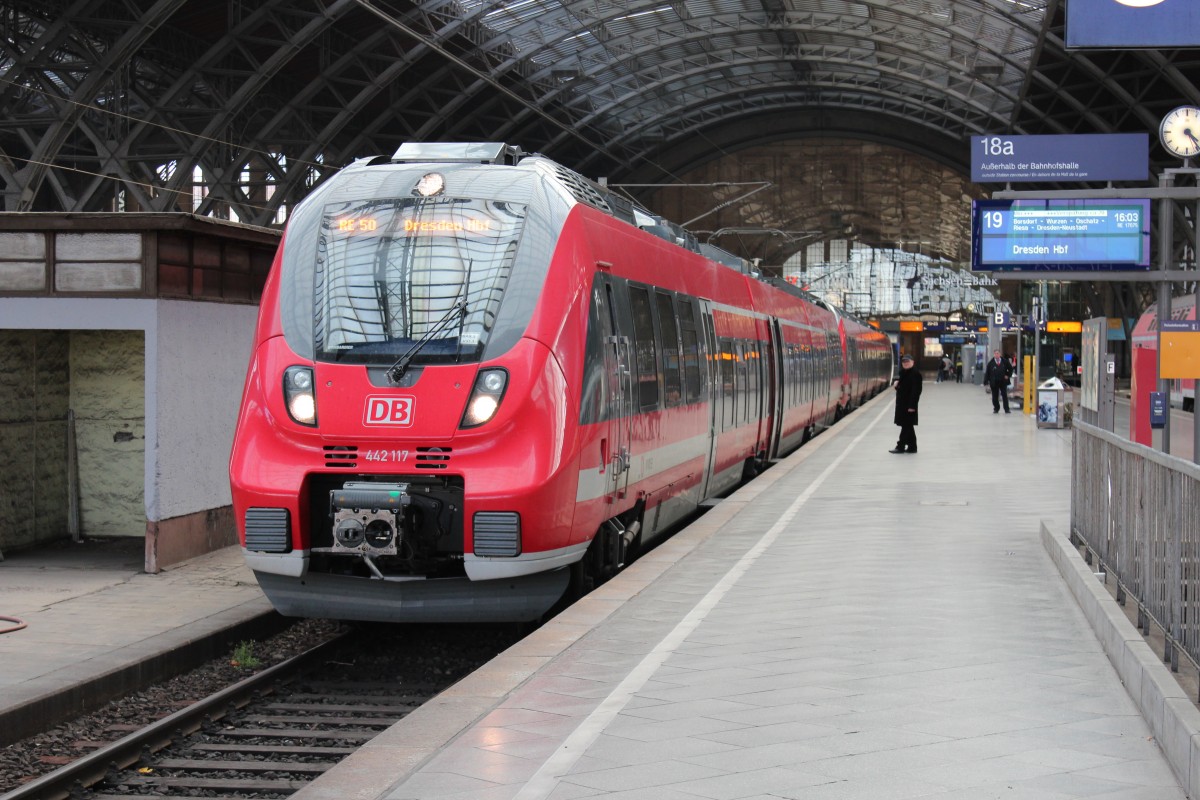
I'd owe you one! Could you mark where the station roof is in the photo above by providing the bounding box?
[1,0,1196,266]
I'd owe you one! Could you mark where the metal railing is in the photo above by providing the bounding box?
[1071,421,1200,682]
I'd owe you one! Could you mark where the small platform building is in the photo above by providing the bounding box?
[0,213,279,572]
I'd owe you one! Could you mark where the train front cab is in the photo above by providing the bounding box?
[231,157,604,623]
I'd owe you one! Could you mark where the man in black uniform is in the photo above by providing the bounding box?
[890,354,922,454]
[984,349,1013,413]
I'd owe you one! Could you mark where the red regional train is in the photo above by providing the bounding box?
[230,142,892,623]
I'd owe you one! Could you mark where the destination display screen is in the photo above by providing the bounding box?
[329,212,493,236]
[971,199,1151,272]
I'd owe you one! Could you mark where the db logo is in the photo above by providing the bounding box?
[364,395,415,427]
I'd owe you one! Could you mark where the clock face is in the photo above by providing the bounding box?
[1160,106,1200,158]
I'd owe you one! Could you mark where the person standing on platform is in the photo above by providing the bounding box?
[984,349,1013,413]
[955,354,963,383]
[890,354,922,454]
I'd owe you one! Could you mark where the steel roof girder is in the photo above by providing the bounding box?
[639,92,957,147]
[509,12,1028,134]
[589,107,968,185]
[542,87,981,168]
[1034,34,1159,134]
[153,2,355,211]
[70,129,160,212]
[542,50,1014,146]
[1046,34,1176,133]
[347,0,623,161]
[418,1,1025,133]
[175,6,350,160]
[481,1,1034,79]
[1138,48,1200,109]
[0,0,98,112]
[19,0,190,211]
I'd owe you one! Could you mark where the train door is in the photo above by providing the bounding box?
[767,318,784,460]
[835,314,850,412]
[698,299,720,500]
[601,279,633,501]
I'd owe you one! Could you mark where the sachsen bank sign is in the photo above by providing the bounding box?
[1067,0,1200,48]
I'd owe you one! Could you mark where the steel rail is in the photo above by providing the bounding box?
[0,633,349,800]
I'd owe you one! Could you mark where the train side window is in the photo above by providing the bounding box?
[678,299,702,404]
[789,345,798,406]
[734,340,744,424]
[784,344,792,406]
[805,344,814,401]
[750,342,759,420]
[629,285,659,410]
[656,291,682,406]
[817,335,824,394]
[605,282,620,338]
[795,345,803,405]
[743,342,755,424]
[603,281,622,420]
[739,340,748,424]
[828,333,836,392]
[831,333,839,393]
[579,279,609,425]
[782,343,790,406]
[720,341,735,429]
[822,336,830,396]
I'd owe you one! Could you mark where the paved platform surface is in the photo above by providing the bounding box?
[299,380,1189,800]
[0,380,1190,798]
[0,536,276,745]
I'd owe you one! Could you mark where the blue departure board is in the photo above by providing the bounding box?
[971,199,1151,272]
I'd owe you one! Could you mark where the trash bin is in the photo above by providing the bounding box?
[1036,377,1066,429]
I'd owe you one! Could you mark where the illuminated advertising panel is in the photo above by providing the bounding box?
[971,199,1151,272]
[1067,0,1200,48]
[1081,318,1104,412]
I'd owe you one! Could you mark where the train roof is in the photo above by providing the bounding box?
[384,142,865,321]
[1132,294,1197,340]
[388,143,726,260]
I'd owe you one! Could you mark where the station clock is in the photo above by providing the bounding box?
[1159,105,1200,159]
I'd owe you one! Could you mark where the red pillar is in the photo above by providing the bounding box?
[1130,345,1155,446]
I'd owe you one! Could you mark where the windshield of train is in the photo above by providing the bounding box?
[313,197,525,364]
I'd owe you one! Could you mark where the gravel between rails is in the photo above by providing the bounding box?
[0,618,520,793]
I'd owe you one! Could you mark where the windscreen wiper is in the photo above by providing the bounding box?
[387,300,468,384]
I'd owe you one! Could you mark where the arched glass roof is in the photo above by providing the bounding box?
[1,0,1197,265]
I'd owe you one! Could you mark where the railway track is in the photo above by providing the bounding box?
[3,625,517,800]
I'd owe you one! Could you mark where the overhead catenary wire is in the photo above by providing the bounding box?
[3,155,281,216]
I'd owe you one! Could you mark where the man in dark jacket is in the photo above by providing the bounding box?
[890,354,922,454]
[984,349,1014,413]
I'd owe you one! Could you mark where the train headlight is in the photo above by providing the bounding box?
[460,368,508,428]
[283,366,318,426]
[414,172,445,197]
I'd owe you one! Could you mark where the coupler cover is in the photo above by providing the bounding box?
[326,482,411,555]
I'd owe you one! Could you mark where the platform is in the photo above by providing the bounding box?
[298,380,1191,800]
[0,379,1193,797]
[0,537,279,746]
